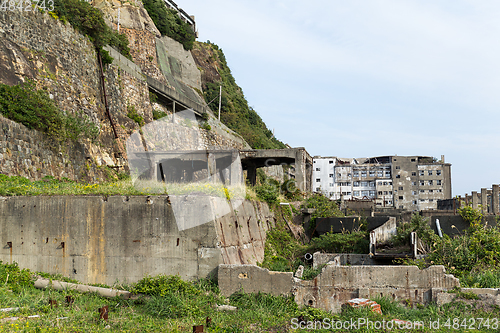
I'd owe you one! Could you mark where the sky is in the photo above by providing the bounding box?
[178,0,499,196]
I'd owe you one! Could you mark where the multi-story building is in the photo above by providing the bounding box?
[312,155,452,211]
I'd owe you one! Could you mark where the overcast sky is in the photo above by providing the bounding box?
[178,0,499,196]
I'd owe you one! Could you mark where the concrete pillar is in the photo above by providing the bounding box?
[464,193,469,206]
[493,185,499,215]
[230,151,242,186]
[481,188,488,215]
[207,153,217,182]
[294,149,306,192]
[472,191,478,209]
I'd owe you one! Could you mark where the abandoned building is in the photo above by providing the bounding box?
[313,155,452,210]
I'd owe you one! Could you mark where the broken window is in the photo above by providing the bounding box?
[369,181,376,187]
[361,171,367,177]
[353,171,359,177]
[437,180,442,185]
[428,180,433,185]
[395,166,400,170]
[329,160,334,164]
[411,181,417,186]
[398,186,403,190]
[412,191,417,195]
[411,158,416,162]
[385,171,391,178]
[429,189,433,193]
[420,181,425,186]
[396,175,401,178]
[384,191,388,195]
[316,168,320,171]
[378,191,383,195]
[419,170,425,176]
[428,170,433,176]
[316,179,320,182]
[420,190,425,193]
[436,170,442,176]
[377,171,383,177]
[413,200,417,205]
[353,181,360,187]
[399,196,404,200]
[369,171,375,177]
[412,172,417,176]
[329,174,334,178]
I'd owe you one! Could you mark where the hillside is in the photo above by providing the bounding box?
[0,0,283,183]
[192,42,286,150]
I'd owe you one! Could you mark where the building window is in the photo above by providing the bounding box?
[437,189,442,193]
[411,172,417,176]
[329,174,334,178]
[398,186,403,190]
[399,196,404,200]
[378,191,383,195]
[353,181,360,187]
[411,181,417,186]
[316,179,320,182]
[428,170,433,176]
[316,168,320,171]
[420,190,425,193]
[389,181,393,185]
[361,171,367,177]
[369,171,375,177]
[361,190,369,197]
[396,175,400,178]
[385,171,391,178]
[329,183,334,187]
[369,181,376,187]
[361,181,368,187]
[420,181,425,186]
[338,173,341,177]
[429,189,433,193]
[429,199,434,202]
[395,166,400,170]
[353,171,359,177]
[353,191,360,196]
[411,158,416,162]
[419,170,425,176]
[420,199,425,202]
[369,190,376,196]
[413,200,417,205]
[412,191,417,195]
[329,160,334,164]
[316,188,320,192]
[383,191,388,195]
[437,180,442,185]
[436,170,442,176]
[428,180,433,185]
[377,171,383,177]
[389,191,393,194]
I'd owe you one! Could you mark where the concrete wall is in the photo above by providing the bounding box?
[219,264,460,313]
[0,196,274,285]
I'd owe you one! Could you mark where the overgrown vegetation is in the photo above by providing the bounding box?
[142,0,196,50]
[0,82,99,141]
[198,42,286,149]
[2,259,499,332]
[52,0,131,64]
[398,207,500,288]
[126,105,145,126]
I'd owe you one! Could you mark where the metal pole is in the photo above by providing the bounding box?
[218,85,221,121]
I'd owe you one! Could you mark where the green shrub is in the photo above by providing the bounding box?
[392,213,439,250]
[132,274,199,297]
[142,0,195,50]
[127,105,145,126]
[305,231,369,254]
[53,0,131,62]
[0,261,34,293]
[152,109,168,120]
[255,182,279,204]
[0,82,99,141]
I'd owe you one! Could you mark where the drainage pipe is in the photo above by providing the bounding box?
[34,278,131,299]
[435,219,443,238]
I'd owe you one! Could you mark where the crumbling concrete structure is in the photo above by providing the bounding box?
[218,264,459,313]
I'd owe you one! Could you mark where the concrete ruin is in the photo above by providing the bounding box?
[218,263,460,313]
[439,184,500,216]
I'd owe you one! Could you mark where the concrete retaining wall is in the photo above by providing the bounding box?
[0,196,274,285]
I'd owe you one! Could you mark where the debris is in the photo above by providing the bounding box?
[49,299,58,308]
[216,304,237,311]
[193,325,204,333]
[346,298,382,314]
[0,307,19,312]
[0,315,40,323]
[295,265,304,278]
[98,305,109,321]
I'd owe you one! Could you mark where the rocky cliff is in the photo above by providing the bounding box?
[0,0,249,182]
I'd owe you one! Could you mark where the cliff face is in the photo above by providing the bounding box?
[0,0,249,182]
